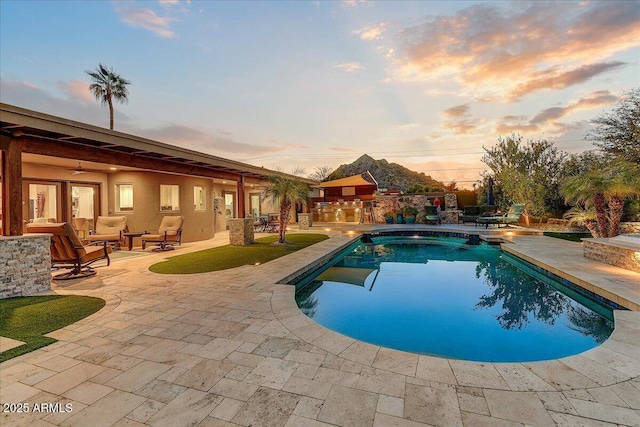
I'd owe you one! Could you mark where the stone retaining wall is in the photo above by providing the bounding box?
[0,234,51,299]
[583,239,640,273]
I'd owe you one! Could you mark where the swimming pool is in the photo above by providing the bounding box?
[294,235,618,362]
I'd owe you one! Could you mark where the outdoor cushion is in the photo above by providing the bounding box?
[26,222,112,280]
[86,216,127,247]
[142,216,184,250]
[476,204,524,228]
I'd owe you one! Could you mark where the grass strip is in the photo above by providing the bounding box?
[149,233,329,274]
[0,295,105,362]
[543,231,592,242]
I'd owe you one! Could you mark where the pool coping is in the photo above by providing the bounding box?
[271,229,640,392]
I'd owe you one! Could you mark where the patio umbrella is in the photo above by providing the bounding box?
[487,177,495,205]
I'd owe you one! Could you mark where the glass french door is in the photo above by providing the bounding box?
[71,184,99,238]
[24,182,62,224]
[249,193,261,218]
[224,192,236,229]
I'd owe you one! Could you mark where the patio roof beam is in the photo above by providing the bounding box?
[0,134,23,236]
[21,139,244,182]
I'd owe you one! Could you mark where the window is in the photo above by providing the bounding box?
[250,193,261,218]
[194,186,206,211]
[160,184,180,211]
[115,184,133,212]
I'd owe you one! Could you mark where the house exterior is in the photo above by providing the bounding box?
[0,103,317,241]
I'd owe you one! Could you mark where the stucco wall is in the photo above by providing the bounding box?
[108,171,219,242]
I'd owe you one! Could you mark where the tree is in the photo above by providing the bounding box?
[561,158,640,237]
[587,88,640,163]
[308,166,333,182]
[86,63,131,130]
[482,134,567,217]
[264,169,311,244]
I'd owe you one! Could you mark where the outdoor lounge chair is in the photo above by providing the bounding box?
[424,205,441,225]
[86,216,127,249]
[26,222,112,280]
[475,203,525,228]
[141,215,184,250]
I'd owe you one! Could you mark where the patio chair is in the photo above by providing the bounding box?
[266,213,279,232]
[26,222,112,280]
[86,216,128,249]
[141,215,184,250]
[424,206,441,225]
[475,203,525,228]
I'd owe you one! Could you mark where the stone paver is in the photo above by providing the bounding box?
[1,228,639,427]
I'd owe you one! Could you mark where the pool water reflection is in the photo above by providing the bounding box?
[295,237,615,362]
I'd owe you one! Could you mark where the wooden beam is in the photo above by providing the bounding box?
[237,175,246,218]
[2,137,23,235]
[22,139,242,181]
[0,134,11,150]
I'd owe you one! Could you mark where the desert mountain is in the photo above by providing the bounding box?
[324,154,444,191]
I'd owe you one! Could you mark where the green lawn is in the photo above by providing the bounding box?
[543,231,592,242]
[0,295,105,362]
[149,233,330,274]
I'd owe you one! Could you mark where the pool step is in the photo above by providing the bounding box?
[479,234,507,243]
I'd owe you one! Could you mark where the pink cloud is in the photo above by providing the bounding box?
[496,91,618,134]
[115,5,176,38]
[392,2,640,100]
[57,79,94,103]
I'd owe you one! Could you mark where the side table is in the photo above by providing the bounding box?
[123,232,144,251]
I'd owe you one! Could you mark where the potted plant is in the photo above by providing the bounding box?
[396,210,404,224]
[404,206,418,224]
[384,212,395,224]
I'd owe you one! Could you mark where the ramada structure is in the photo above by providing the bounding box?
[0,103,317,240]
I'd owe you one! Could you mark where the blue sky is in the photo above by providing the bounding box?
[1,0,638,186]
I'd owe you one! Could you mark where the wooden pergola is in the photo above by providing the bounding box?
[0,103,311,236]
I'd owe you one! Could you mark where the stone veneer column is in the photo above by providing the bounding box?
[229,218,255,245]
[298,213,313,230]
[0,234,51,299]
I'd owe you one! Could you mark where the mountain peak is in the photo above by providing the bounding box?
[325,155,443,191]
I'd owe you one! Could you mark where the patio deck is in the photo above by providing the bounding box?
[1,226,639,426]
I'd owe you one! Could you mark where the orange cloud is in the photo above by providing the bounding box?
[442,104,478,134]
[353,23,387,41]
[509,62,626,101]
[391,2,640,100]
[496,91,618,134]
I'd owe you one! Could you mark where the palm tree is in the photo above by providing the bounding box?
[86,64,131,130]
[263,169,311,244]
[561,166,608,237]
[561,160,640,237]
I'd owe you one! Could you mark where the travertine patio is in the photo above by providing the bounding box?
[1,226,639,427]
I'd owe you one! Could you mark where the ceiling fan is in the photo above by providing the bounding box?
[72,162,89,175]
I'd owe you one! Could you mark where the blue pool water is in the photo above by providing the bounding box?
[295,236,616,362]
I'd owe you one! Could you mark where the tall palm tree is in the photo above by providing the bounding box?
[86,64,131,130]
[264,169,311,244]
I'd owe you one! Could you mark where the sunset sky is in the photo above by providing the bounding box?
[1,1,638,186]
